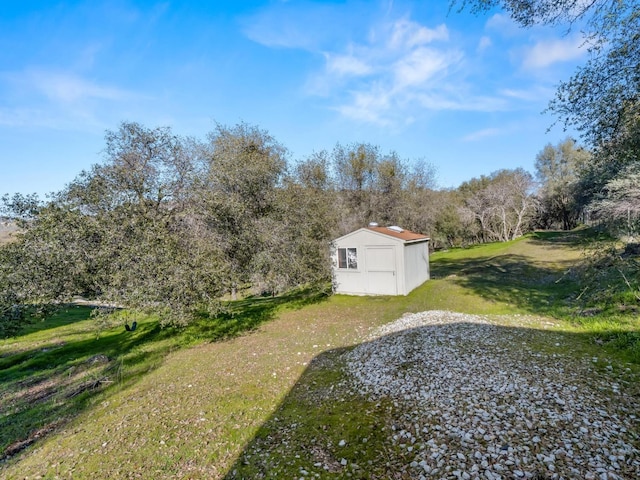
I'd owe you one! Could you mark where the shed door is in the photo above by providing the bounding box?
[365,246,397,295]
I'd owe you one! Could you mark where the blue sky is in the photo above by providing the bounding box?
[0,0,588,197]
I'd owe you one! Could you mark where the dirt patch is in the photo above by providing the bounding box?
[2,418,67,460]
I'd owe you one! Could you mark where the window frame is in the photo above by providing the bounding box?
[337,247,358,270]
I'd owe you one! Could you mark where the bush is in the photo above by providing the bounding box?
[575,242,640,311]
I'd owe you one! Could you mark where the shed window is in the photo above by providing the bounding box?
[338,247,358,269]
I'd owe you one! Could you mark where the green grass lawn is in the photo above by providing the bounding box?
[1,230,638,478]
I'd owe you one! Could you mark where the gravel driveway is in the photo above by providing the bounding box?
[345,311,640,479]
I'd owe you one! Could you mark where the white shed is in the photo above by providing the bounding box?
[332,225,430,296]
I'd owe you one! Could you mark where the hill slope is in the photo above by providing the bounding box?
[1,231,638,478]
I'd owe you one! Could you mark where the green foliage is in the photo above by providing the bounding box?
[535,138,591,230]
[0,122,339,328]
[457,168,538,243]
[1,122,231,327]
[0,294,27,339]
[432,197,470,248]
[202,122,287,296]
[589,163,640,237]
[574,241,640,311]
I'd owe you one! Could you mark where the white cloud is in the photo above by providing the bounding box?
[392,47,451,89]
[34,71,129,103]
[477,36,492,52]
[4,69,133,104]
[485,13,519,34]
[0,69,142,131]
[522,35,586,69]
[462,127,503,142]
[325,52,373,77]
[335,86,392,125]
[245,6,511,127]
[414,91,508,112]
[387,19,448,50]
[308,17,501,125]
[500,86,555,102]
[241,2,355,50]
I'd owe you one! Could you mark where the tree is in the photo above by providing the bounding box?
[201,122,288,299]
[371,153,407,225]
[246,152,337,296]
[535,138,591,229]
[396,160,440,240]
[459,169,538,242]
[332,143,378,232]
[590,163,640,238]
[576,110,640,214]
[458,174,495,242]
[0,122,227,328]
[431,190,473,248]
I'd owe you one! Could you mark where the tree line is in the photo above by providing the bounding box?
[0,121,538,329]
[1,0,638,332]
[0,122,638,334]
[1,118,633,333]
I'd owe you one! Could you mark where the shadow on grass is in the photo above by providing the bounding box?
[224,321,640,479]
[183,285,331,343]
[0,285,330,462]
[431,252,580,316]
[4,305,96,339]
[0,316,173,460]
[528,228,610,246]
[430,229,637,323]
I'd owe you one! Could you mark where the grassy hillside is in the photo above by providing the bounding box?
[1,230,638,478]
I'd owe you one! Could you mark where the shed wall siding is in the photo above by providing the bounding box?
[403,241,430,294]
[332,228,429,296]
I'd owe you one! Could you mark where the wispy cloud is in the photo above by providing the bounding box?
[0,69,141,130]
[500,85,556,102]
[335,86,392,124]
[325,51,373,77]
[484,13,520,35]
[392,46,451,88]
[299,14,510,126]
[386,19,449,49]
[484,10,588,71]
[462,127,502,142]
[477,36,492,52]
[317,17,511,125]
[243,4,560,128]
[522,35,586,69]
[327,19,463,125]
[241,2,356,50]
[25,70,131,103]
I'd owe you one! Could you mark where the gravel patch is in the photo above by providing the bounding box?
[345,311,640,479]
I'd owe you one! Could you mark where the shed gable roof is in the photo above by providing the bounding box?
[334,226,429,244]
[366,226,429,242]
